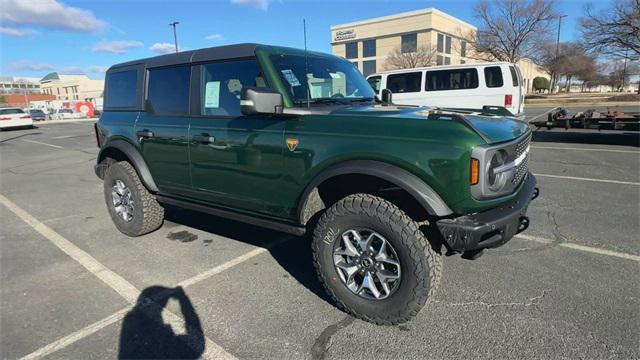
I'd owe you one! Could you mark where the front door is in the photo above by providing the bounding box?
[135,65,192,196]
[188,59,286,217]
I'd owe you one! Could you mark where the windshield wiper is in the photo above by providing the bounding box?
[349,97,375,103]
[293,97,349,105]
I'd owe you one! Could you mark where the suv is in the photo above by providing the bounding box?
[95,44,538,324]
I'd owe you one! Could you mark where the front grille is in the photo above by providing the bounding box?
[512,133,531,184]
[515,133,531,158]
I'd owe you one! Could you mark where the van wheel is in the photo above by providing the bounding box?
[103,161,164,237]
[312,194,442,325]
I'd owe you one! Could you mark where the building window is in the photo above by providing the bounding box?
[461,41,467,58]
[147,65,191,115]
[444,57,451,65]
[437,55,443,65]
[363,60,376,76]
[445,36,452,54]
[363,39,376,58]
[401,33,417,53]
[484,66,504,88]
[425,68,479,91]
[387,72,422,93]
[437,33,444,53]
[345,42,358,59]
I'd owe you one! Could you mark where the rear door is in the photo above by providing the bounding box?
[135,64,192,196]
[509,65,524,115]
[188,58,286,216]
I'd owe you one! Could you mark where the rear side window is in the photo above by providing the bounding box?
[0,108,24,114]
[484,66,504,88]
[509,66,519,86]
[425,68,479,91]
[147,66,191,116]
[367,76,381,93]
[201,59,263,116]
[105,70,138,108]
[386,72,421,93]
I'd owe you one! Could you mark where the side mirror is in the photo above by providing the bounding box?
[381,88,393,104]
[240,87,284,116]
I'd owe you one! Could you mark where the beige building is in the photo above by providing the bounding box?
[39,73,104,101]
[330,8,549,93]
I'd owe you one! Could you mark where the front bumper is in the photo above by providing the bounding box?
[437,173,538,252]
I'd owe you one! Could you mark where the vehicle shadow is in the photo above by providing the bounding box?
[532,129,639,147]
[0,131,41,143]
[118,286,204,359]
[163,205,333,304]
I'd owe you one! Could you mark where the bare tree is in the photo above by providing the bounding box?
[464,0,557,62]
[579,0,640,59]
[384,46,437,70]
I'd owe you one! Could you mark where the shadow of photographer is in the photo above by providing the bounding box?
[118,286,204,359]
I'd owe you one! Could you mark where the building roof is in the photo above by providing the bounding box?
[40,73,90,83]
[331,7,477,31]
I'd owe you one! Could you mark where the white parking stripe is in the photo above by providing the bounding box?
[535,173,640,186]
[1,195,238,360]
[21,139,64,149]
[516,234,640,261]
[531,146,639,154]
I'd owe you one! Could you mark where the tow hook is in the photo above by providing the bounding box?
[517,216,530,234]
[532,187,540,200]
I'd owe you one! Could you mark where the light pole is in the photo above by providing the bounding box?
[169,22,179,53]
[550,14,567,93]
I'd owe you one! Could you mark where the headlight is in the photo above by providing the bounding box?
[487,150,508,191]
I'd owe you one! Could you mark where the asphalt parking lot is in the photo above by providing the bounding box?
[1,107,638,360]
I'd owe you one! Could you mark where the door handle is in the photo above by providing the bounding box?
[192,134,215,144]
[136,130,154,139]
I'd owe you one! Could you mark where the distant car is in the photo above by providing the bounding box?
[50,108,78,120]
[27,109,47,121]
[0,107,34,130]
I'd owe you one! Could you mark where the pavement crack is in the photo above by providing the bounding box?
[439,289,551,310]
[310,315,355,360]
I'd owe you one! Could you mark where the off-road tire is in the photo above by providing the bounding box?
[103,161,164,236]
[312,193,442,325]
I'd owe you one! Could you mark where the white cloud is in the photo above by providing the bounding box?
[92,40,144,54]
[60,66,85,74]
[91,65,109,73]
[0,26,36,37]
[231,0,269,11]
[149,42,176,54]
[9,60,55,71]
[205,34,224,41]
[0,0,106,33]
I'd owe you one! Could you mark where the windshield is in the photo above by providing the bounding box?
[269,54,375,105]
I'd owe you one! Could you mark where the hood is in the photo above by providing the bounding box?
[329,104,529,144]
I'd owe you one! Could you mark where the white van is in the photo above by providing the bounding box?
[367,62,525,117]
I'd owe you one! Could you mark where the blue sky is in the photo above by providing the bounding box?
[0,0,605,80]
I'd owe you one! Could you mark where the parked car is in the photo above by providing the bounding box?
[95,44,538,325]
[367,62,525,117]
[50,108,80,120]
[27,109,47,121]
[0,107,34,130]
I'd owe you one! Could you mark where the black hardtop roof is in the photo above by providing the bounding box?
[107,43,344,72]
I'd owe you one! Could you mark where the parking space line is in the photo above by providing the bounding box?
[534,173,640,186]
[21,139,64,149]
[531,146,639,154]
[516,234,640,261]
[1,194,238,360]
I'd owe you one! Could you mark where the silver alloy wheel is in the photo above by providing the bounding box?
[333,229,402,300]
[111,179,134,222]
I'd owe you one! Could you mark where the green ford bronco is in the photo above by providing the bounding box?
[95,43,538,324]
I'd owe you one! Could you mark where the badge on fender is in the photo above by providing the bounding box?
[286,138,299,152]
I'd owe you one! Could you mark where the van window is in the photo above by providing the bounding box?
[201,59,263,116]
[367,76,381,93]
[387,72,421,93]
[105,69,137,108]
[425,68,479,91]
[147,66,191,116]
[509,66,520,86]
[484,66,504,88]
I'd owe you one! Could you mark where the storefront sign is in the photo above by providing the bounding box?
[334,29,356,41]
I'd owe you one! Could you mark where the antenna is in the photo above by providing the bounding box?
[303,19,310,109]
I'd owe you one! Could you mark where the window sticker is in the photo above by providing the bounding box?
[281,69,301,86]
[204,81,220,108]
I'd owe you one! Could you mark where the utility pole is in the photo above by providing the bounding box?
[621,48,628,91]
[549,14,567,93]
[169,21,179,53]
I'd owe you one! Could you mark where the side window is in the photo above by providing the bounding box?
[147,66,191,116]
[367,76,381,93]
[387,72,422,93]
[201,59,264,116]
[105,69,138,108]
[425,68,479,91]
[484,66,504,88]
[509,66,520,86]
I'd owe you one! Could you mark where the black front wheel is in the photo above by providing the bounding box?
[312,194,442,325]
